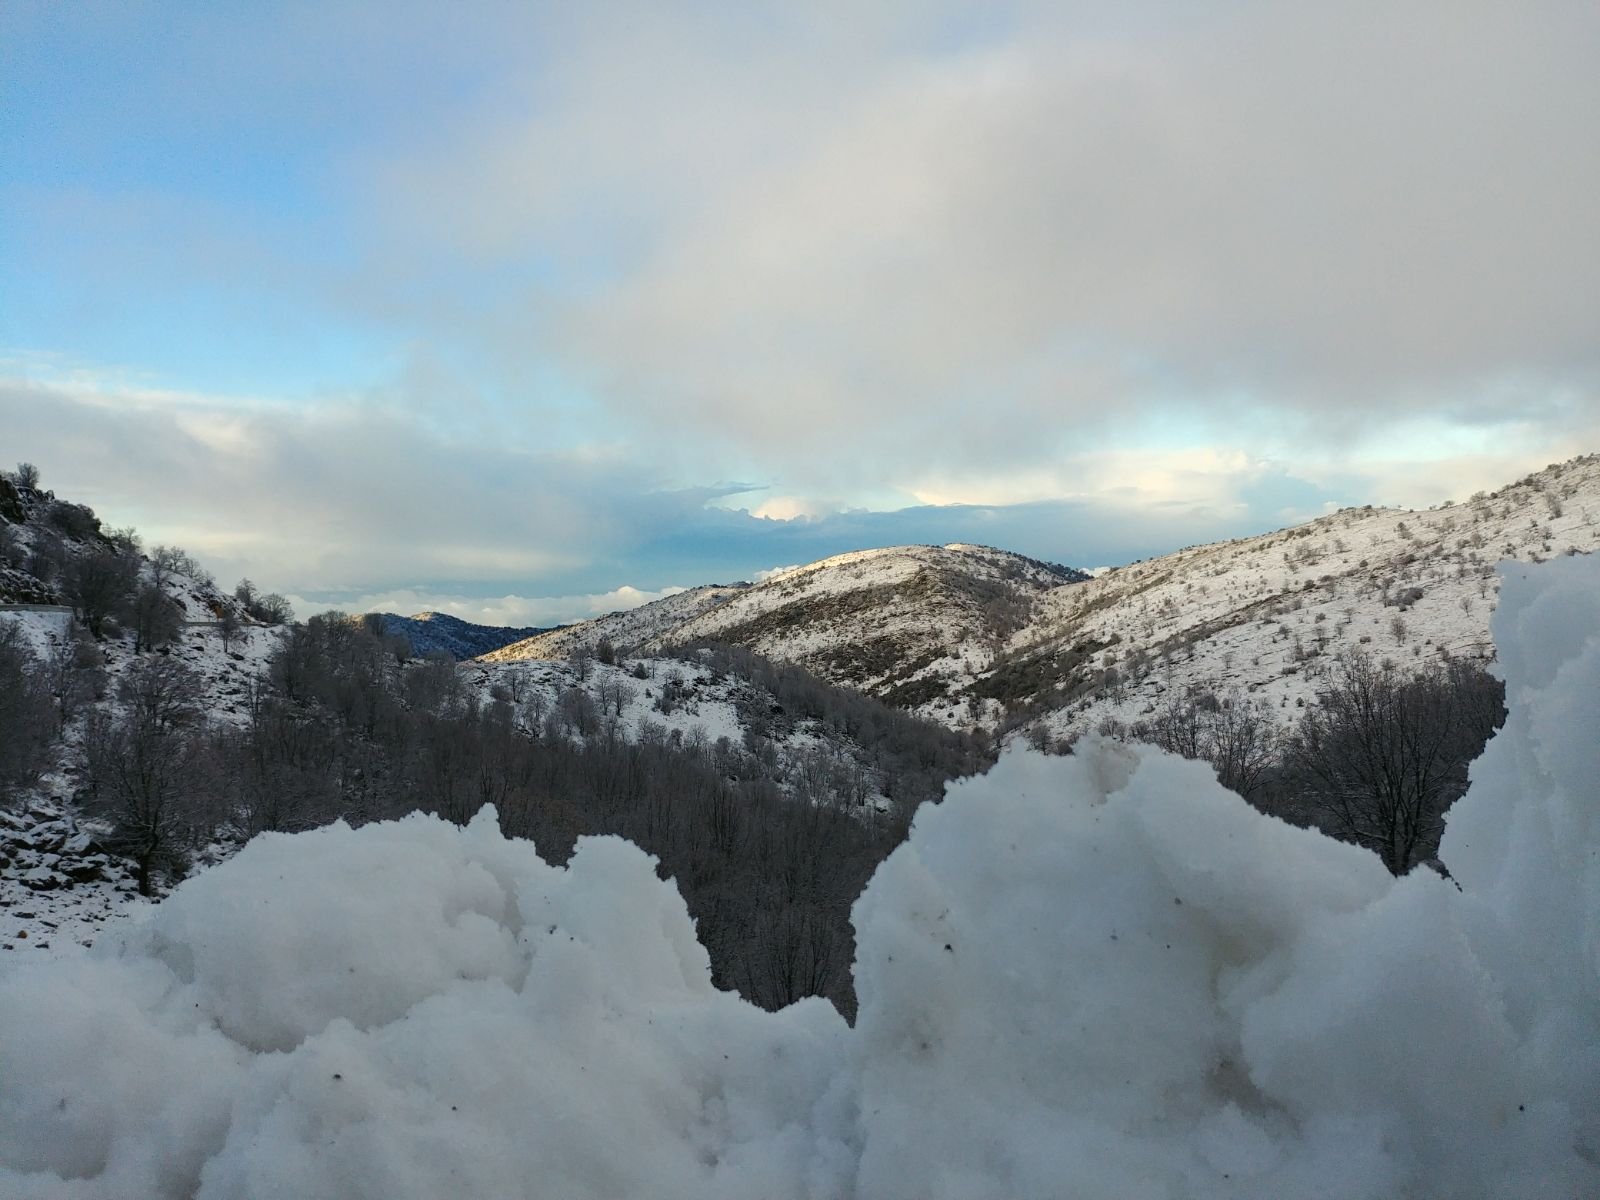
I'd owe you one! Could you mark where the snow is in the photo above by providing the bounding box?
[1,811,854,1199]
[480,584,749,663]
[458,654,898,810]
[0,608,73,660]
[3,551,1599,1197]
[1024,454,1600,743]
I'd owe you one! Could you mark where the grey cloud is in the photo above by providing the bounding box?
[0,380,741,597]
[360,1,1599,485]
[5,376,1397,606]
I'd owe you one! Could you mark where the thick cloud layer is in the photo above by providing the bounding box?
[3,552,1598,1197]
[6,1,1597,564]
[7,379,1402,616]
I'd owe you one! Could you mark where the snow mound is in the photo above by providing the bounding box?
[0,812,852,1199]
[4,555,1598,1198]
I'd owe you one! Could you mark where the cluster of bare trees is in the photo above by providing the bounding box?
[0,623,57,804]
[83,658,215,895]
[233,578,293,625]
[1121,689,1279,800]
[1100,651,1505,875]
[68,614,980,1014]
[1282,654,1504,874]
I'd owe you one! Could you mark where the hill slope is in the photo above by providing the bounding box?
[483,545,1087,716]
[481,584,750,663]
[998,454,1600,744]
[480,458,1600,739]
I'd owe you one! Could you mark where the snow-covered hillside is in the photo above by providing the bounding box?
[458,651,919,816]
[477,459,1600,740]
[486,545,1085,714]
[1,482,286,953]
[7,455,1599,958]
[3,474,979,962]
[4,550,1597,1199]
[1005,454,1600,745]
[480,584,751,662]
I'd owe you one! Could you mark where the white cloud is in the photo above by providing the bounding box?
[356,1,1598,490]
[753,564,804,583]
[0,373,696,597]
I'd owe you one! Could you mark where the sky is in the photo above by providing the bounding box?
[2,1,1596,626]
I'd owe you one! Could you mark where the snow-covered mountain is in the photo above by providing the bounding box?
[1003,454,1600,745]
[477,460,1600,737]
[481,584,751,663]
[369,611,550,660]
[484,544,1086,713]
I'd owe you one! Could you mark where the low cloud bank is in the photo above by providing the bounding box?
[3,555,1598,1198]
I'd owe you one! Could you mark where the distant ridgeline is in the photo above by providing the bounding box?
[369,611,553,661]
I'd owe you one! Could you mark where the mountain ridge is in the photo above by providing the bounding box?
[474,456,1600,738]
[480,543,1088,712]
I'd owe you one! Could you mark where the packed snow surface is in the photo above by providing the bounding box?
[4,554,1599,1198]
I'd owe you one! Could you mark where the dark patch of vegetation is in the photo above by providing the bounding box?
[91,616,987,1017]
[972,636,1115,711]
[1092,655,1506,876]
[0,623,58,805]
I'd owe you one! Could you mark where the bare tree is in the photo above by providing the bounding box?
[1201,696,1279,800]
[83,658,208,894]
[43,630,103,722]
[0,624,56,805]
[595,674,634,717]
[149,544,208,590]
[217,606,241,652]
[63,548,140,636]
[406,653,463,715]
[12,461,40,489]
[131,583,183,653]
[556,686,599,737]
[569,645,594,682]
[234,579,292,625]
[1284,653,1503,875]
[1131,688,1278,800]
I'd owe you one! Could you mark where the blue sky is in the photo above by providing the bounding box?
[3,1,1596,625]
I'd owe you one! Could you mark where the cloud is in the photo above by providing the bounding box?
[4,2,1597,602]
[0,373,723,597]
[357,0,1599,488]
[7,365,1589,610]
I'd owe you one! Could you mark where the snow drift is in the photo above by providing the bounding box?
[3,554,1598,1198]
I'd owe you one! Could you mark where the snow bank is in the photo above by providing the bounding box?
[3,554,1598,1198]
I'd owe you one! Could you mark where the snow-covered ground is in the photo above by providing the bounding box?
[481,584,750,662]
[461,652,899,811]
[0,593,283,958]
[4,550,1597,1198]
